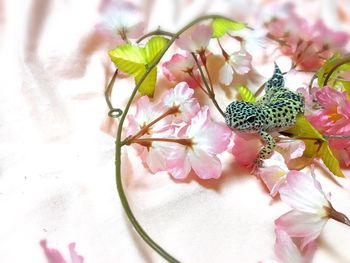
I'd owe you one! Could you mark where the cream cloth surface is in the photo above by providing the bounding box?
[1,0,350,262]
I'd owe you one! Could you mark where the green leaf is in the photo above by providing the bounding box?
[340,81,350,98]
[211,18,246,38]
[144,36,169,64]
[108,36,169,96]
[135,67,157,97]
[320,143,344,177]
[238,85,256,102]
[109,45,145,76]
[286,115,344,177]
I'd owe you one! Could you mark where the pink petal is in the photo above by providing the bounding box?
[279,171,329,214]
[40,240,67,263]
[229,48,252,74]
[275,228,316,263]
[275,210,327,249]
[166,145,192,179]
[146,141,174,173]
[259,152,288,196]
[175,35,194,51]
[315,86,347,108]
[127,22,145,39]
[189,148,222,179]
[68,243,84,263]
[219,62,234,86]
[197,122,232,154]
[277,140,305,162]
[275,229,303,263]
[230,133,261,167]
[191,25,213,52]
[186,106,212,137]
[162,82,200,122]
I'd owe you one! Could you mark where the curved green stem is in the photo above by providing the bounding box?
[323,54,350,85]
[136,29,175,43]
[114,14,240,262]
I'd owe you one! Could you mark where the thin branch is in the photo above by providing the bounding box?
[191,52,225,117]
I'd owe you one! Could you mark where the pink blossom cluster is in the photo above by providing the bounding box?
[125,82,232,179]
[266,3,349,70]
[307,87,350,167]
[259,160,349,263]
[162,24,213,89]
[162,24,254,87]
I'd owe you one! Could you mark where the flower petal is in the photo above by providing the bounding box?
[219,62,234,86]
[191,25,213,52]
[189,148,222,179]
[275,210,327,249]
[279,171,329,214]
[275,228,316,263]
[166,145,192,179]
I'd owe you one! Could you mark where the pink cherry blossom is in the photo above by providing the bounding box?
[275,171,331,248]
[161,82,200,122]
[166,106,232,179]
[125,83,202,174]
[40,240,84,263]
[125,95,176,173]
[96,1,145,44]
[162,53,200,88]
[307,86,350,166]
[219,47,252,85]
[176,24,213,53]
[125,96,171,137]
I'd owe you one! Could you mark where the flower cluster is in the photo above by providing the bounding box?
[125,82,232,179]
[162,24,255,88]
[96,5,350,263]
[265,3,349,70]
[307,87,350,167]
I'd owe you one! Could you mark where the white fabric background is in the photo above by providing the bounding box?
[1,0,350,262]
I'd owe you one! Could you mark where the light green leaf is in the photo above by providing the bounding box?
[238,85,256,102]
[286,115,344,177]
[144,36,169,64]
[135,67,157,97]
[320,143,344,177]
[108,36,169,96]
[109,45,145,76]
[211,18,246,38]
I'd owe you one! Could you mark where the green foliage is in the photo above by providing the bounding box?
[109,36,169,96]
[211,18,246,38]
[238,85,256,102]
[286,115,344,177]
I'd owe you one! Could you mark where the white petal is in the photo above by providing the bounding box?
[219,62,234,85]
